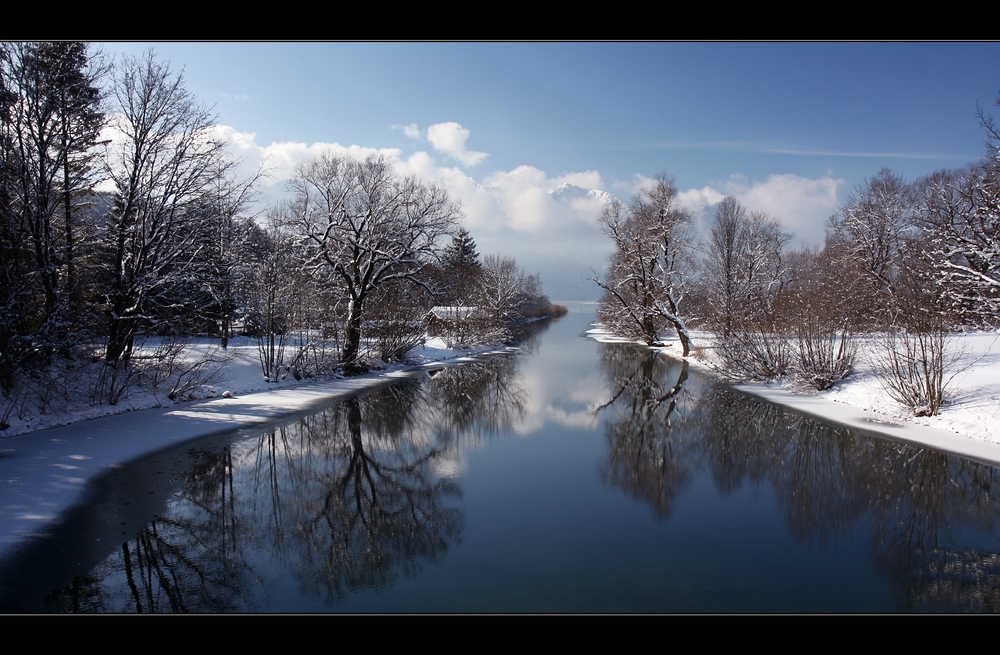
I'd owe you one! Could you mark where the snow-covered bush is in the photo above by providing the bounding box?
[715,326,792,381]
[165,347,233,401]
[795,326,856,391]
[870,325,960,416]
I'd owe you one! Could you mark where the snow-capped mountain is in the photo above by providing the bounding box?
[547,182,615,205]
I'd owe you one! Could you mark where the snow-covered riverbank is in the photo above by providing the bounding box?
[4,319,999,558]
[586,325,1000,467]
[1,336,496,438]
[0,338,513,551]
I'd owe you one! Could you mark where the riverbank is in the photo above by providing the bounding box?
[0,336,501,438]
[0,339,513,551]
[585,325,1000,467]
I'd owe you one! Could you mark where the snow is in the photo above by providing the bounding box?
[0,336,501,437]
[4,322,1000,559]
[586,324,1000,467]
[0,337,512,551]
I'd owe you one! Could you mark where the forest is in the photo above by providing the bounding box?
[0,43,557,429]
[595,92,1000,418]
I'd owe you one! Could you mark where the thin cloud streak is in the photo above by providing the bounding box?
[758,147,972,160]
[631,140,975,161]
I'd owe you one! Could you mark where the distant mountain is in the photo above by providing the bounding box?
[546,182,615,205]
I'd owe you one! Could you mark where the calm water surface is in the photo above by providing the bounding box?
[3,303,1000,612]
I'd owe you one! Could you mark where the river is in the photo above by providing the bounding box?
[2,302,999,612]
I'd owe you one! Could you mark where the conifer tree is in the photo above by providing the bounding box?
[440,228,482,305]
[442,228,481,269]
[0,42,105,413]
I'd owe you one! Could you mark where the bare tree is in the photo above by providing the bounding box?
[740,211,790,329]
[705,196,746,337]
[201,159,264,349]
[289,151,461,369]
[829,168,914,313]
[100,51,239,368]
[704,196,789,335]
[241,209,294,382]
[592,174,693,356]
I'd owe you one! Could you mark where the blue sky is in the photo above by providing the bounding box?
[97,42,1000,299]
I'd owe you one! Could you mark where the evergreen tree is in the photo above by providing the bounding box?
[0,42,105,415]
[442,228,481,269]
[0,43,105,325]
[440,228,482,305]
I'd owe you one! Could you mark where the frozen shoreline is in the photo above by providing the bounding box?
[585,325,1000,467]
[0,340,513,552]
[4,320,999,560]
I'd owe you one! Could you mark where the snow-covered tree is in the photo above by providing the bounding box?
[703,196,789,335]
[0,42,106,421]
[592,174,693,356]
[100,51,241,367]
[829,169,914,307]
[0,42,105,326]
[477,254,529,326]
[289,151,461,368]
[918,96,1000,326]
[918,164,999,325]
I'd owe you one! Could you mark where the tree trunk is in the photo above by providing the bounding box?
[342,297,364,368]
[670,318,692,358]
[105,318,135,367]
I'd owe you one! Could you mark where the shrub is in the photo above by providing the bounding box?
[795,325,856,391]
[716,325,792,381]
[869,323,960,416]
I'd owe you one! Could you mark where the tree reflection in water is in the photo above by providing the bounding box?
[596,345,695,519]
[40,354,526,612]
[29,333,1000,613]
[597,340,1000,611]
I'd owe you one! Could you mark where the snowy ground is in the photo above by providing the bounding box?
[3,323,999,555]
[1,335,493,437]
[0,336,513,550]
[586,325,1000,466]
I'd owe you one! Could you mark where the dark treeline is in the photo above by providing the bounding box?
[0,44,554,429]
[595,90,1000,417]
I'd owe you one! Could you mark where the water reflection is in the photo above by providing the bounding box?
[9,315,1000,612]
[596,340,1000,611]
[32,355,526,613]
[597,346,696,519]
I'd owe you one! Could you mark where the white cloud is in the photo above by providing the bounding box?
[143,126,612,282]
[261,141,403,182]
[392,123,424,140]
[676,185,726,216]
[719,173,843,245]
[208,127,404,186]
[426,122,488,167]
